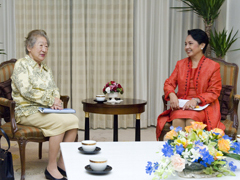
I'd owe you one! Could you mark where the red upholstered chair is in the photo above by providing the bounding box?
[158,58,239,141]
[0,59,70,180]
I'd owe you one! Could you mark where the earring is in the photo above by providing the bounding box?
[201,48,203,50]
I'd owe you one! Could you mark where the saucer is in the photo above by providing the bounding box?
[94,99,107,103]
[78,147,101,154]
[85,165,112,174]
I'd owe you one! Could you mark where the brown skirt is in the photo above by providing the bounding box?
[17,112,79,137]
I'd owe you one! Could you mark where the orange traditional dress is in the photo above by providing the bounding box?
[156,56,225,140]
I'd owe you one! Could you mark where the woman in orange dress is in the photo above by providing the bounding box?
[156,29,225,140]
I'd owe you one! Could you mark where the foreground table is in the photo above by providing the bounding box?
[82,98,147,141]
[60,141,240,180]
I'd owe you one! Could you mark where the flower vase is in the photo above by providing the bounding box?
[108,92,119,103]
[177,162,217,178]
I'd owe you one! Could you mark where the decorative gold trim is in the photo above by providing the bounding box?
[82,143,96,146]
[136,113,141,119]
[90,160,107,163]
[85,112,89,118]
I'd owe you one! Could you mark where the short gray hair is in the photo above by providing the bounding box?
[24,29,50,54]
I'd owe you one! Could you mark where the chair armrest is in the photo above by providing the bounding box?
[0,97,18,134]
[60,95,70,108]
[234,94,240,100]
[162,95,167,111]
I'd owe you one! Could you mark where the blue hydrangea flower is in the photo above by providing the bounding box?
[195,140,204,146]
[200,148,214,165]
[213,132,220,136]
[231,142,240,154]
[200,160,207,167]
[145,161,159,175]
[153,162,159,171]
[170,126,182,132]
[176,144,185,155]
[229,161,237,172]
[145,161,153,175]
[175,126,182,132]
[222,135,232,140]
[162,142,174,157]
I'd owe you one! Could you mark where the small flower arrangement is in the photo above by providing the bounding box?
[103,81,124,94]
[146,122,240,179]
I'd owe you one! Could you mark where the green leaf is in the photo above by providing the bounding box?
[217,173,223,177]
[203,166,214,175]
[222,152,240,160]
[171,0,226,25]
[209,28,240,58]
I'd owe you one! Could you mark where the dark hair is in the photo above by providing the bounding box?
[187,29,209,53]
[24,29,50,54]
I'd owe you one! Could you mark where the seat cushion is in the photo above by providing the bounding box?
[218,85,233,120]
[0,122,48,140]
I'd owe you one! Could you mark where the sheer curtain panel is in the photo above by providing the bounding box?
[72,0,134,129]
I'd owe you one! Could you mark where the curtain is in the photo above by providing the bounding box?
[0,0,16,63]
[134,0,204,127]
[15,0,72,97]
[72,0,134,129]
[15,0,134,129]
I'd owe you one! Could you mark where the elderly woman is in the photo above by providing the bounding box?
[156,29,225,140]
[11,29,78,180]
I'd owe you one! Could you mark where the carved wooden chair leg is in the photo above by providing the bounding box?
[38,142,43,159]
[18,139,28,180]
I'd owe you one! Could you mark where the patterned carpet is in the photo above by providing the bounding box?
[1,127,156,180]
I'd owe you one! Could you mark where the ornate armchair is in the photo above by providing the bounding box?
[159,58,239,141]
[0,59,70,180]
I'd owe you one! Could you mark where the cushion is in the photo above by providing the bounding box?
[0,122,48,140]
[218,85,233,120]
[0,79,12,122]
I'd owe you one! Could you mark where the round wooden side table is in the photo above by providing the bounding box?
[82,98,147,141]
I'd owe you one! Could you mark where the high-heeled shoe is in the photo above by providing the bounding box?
[44,169,67,180]
[57,166,67,177]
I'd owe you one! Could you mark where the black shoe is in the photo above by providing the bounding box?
[45,169,67,180]
[57,166,67,177]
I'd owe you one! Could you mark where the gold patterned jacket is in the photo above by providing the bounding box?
[11,55,60,120]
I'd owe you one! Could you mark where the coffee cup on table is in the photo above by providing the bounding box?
[96,95,105,101]
[89,157,107,171]
[81,140,97,152]
[237,135,240,142]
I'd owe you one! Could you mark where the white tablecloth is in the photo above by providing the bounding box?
[60,141,240,180]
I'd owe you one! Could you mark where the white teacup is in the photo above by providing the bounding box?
[96,95,105,101]
[89,157,107,171]
[81,140,97,152]
[237,135,240,142]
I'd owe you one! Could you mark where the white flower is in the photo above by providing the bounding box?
[190,148,201,162]
[182,148,190,159]
[105,87,110,93]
